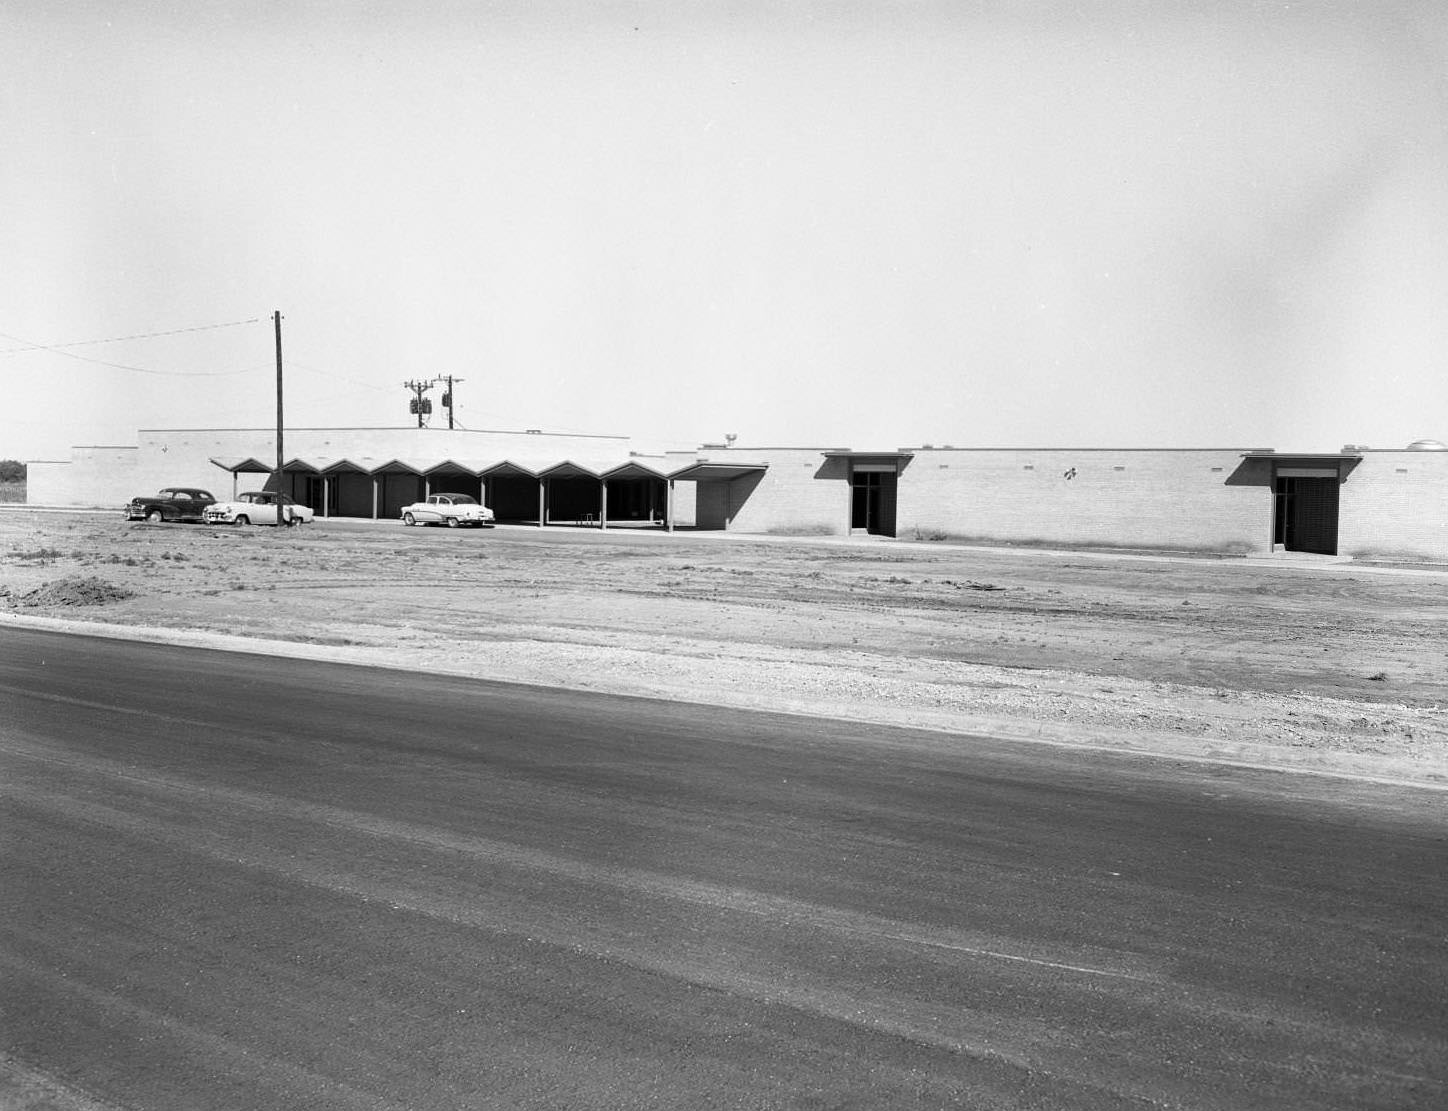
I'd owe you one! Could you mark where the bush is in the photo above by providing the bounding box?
[0,460,25,483]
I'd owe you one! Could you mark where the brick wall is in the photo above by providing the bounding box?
[28,431,1448,559]
[895,448,1271,552]
[694,448,852,535]
[1338,452,1448,560]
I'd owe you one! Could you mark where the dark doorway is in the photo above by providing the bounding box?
[300,475,327,515]
[1274,473,1340,554]
[489,476,538,521]
[850,470,898,537]
[380,473,424,519]
[606,478,665,523]
[546,478,601,524]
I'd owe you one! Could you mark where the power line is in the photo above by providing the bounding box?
[0,330,257,377]
[0,317,263,356]
[286,358,394,393]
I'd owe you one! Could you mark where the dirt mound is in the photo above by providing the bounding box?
[13,576,136,608]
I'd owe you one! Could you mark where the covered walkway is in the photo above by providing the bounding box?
[210,454,768,531]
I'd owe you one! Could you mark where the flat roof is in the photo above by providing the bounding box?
[908,446,1279,453]
[1240,452,1364,461]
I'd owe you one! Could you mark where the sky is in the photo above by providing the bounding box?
[3,1,1447,461]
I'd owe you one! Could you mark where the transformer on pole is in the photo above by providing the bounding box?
[403,379,434,428]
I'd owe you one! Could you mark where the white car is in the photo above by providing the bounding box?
[401,493,495,528]
[204,491,315,527]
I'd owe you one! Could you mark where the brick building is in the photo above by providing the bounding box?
[26,428,1448,561]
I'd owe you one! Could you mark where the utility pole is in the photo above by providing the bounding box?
[274,311,284,527]
[438,374,464,430]
[404,379,434,428]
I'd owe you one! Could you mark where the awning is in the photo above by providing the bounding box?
[602,460,669,480]
[283,457,333,473]
[209,456,273,473]
[1240,452,1363,462]
[423,458,497,475]
[321,458,380,474]
[370,458,425,475]
[822,450,914,473]
[668,460,769,481]
[538,460,605,480]
[481,460,542,478]
[212,453,770,482]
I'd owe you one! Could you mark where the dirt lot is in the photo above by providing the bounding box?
[3,509,1446,787]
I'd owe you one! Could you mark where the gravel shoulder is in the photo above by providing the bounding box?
[4,510,1446,787]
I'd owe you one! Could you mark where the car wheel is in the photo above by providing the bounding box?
[234,514,250,526]
[446,516,459,528]
[403,512,416,526]
[284,514,300,527]
[145,508,163,523]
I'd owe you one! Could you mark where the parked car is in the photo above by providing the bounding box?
[126,487,216,523]
[204,491,315,527]
[400,493,495,528]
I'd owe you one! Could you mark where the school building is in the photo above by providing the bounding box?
[25,426,1448,561]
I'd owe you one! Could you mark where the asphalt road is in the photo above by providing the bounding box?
[2,627,1445,1110]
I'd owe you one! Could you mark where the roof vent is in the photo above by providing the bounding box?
[1407,438,1447,451]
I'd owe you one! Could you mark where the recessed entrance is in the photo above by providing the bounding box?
[1273,467,1341,554]
[850,468,898,537]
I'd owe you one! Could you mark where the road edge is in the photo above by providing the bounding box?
[4,610,1445,793]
